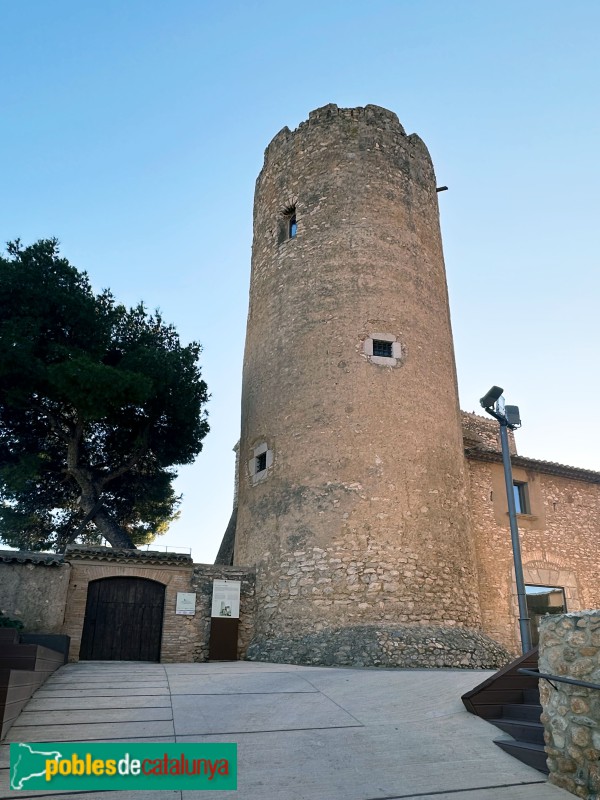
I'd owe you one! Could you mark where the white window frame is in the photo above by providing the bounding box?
[248,442,273,485]
[363,333,402,366]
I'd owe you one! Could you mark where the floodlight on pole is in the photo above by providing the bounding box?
[480,386,532,654]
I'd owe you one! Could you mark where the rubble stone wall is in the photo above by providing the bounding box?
[539,611,600,798]
[191,564,256,661]
[0,555,70,632]
[247,623,509,669]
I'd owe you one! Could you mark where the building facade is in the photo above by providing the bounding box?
[463,412,600,653]
[2,104,597,668]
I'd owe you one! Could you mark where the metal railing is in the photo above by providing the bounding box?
[97,538,192,555]
[518,667,600,692]
[139,544,192,554]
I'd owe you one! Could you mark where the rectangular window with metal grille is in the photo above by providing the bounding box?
[256,452,267,473]
[372,339,393,358]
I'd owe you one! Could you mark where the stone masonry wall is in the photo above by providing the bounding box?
[234,103,490,666]
[0,555,70,632]
[466,459,600,654]
[246,532,509,668]
[191,565,256,661]
[246,623,509,669]
[539,611,600,798]
[254,536,481,638]
[461,411,516,454]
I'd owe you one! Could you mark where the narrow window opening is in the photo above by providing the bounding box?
[513,481,530,515]
[372,339,393,358]
[256,452,267,473]
[278,205,297,244]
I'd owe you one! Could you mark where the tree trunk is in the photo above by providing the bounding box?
[78,491,137,549]
[68,432,138,550]
[90,507,137,549]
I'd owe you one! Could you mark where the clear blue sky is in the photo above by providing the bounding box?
[2,1,599,562]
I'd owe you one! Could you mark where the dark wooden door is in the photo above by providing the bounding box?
[79,577,165,662]
[208,617,239,660]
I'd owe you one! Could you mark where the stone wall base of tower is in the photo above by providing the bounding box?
[246,624,510,669]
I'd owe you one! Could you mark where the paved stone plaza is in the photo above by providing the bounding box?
[1,661,570,799]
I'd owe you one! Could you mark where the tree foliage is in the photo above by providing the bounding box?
[0,239,209,550]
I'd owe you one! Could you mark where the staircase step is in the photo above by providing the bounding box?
[0,629,21,644]
[501,702,542,721]
[494,738,549,774]
[522,687,540,704]
[489,718,545,744]
[462,648,547,775]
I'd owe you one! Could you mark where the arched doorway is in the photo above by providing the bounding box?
[79,577,165,661]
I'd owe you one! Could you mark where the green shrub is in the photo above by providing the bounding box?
[0,611,24,629]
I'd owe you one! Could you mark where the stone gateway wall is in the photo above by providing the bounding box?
[62,548,196,663]
[0,551,70,632]
[0,548,256,664]
[191,564,255,661]
[539,610,600,798]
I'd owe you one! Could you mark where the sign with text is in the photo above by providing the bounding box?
[10,742,237,791]
[176,592,197,615]
[211,579,241,618]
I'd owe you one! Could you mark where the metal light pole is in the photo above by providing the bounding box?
[480,386,533,654]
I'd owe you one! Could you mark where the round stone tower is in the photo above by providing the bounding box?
[234,104,506,668]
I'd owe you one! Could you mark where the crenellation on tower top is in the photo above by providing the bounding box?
[262,103,418,174]
[307,103,403,130]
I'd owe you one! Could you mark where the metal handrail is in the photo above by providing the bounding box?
[518,667,600,692]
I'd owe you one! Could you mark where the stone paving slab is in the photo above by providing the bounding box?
[302,667,495,724]
[167,671,317,695]
[6,720,175,743]
[54,673,167,679]
[46,665,165,674]
[33,687,170,698]
[50,676,168,682]
[26,695,172,711]
[164,661,309,674]
[43,680,169,688]
[172,690,361,735]
[14,707,173,726]
[47,670,166,678]
[54,664,164,668]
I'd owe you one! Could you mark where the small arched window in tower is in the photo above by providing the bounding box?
[289,213,297,239]
[278,205,297,245]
